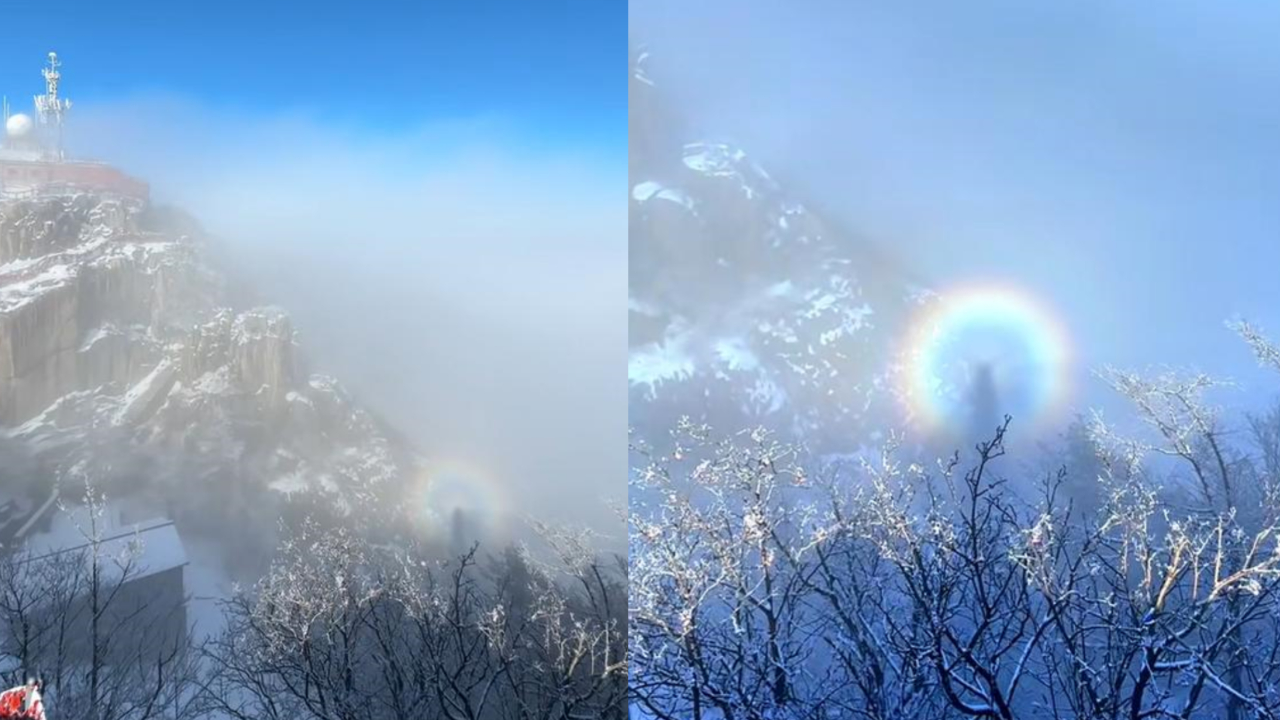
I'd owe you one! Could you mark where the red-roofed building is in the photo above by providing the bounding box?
[0,52,148,202]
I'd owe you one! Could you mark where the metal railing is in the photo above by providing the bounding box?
[1,182,146,201]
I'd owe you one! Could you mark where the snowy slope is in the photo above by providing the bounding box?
[628,47,933,454]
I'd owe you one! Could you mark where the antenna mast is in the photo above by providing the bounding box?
[34,52,71,161]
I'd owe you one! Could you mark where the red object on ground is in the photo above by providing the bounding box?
[0,685,45,720]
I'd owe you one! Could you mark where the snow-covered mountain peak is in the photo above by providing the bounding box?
[629,48,931,455]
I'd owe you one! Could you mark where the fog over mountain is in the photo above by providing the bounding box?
[631,0,1280,431]
[628,10,1280,720]
[66,96,627,538]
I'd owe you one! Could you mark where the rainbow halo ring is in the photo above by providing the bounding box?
[409,460,509,540]
[900,284,1072,437]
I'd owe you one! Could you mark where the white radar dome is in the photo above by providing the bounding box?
[5,114,33,138]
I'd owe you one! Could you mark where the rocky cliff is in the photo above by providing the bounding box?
[0,193,414,553]
[628,46,932,454]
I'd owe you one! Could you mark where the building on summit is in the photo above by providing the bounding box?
[0,488,190,666]
[0,52,148,200]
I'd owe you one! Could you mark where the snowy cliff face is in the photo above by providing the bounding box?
[0,194,412,532]
[628,48,930,454]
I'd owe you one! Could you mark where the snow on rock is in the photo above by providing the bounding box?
[682,142,749,178]
[713,337,759,373]
[78,322,122,352]
[633,48,655,87]
[629,342,696,399]
[113,357,176,427]
[629,316,700,399]
[632,181,697,211]
[629,57,929,454]
[0,194,417,527]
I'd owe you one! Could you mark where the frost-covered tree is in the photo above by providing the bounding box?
[629,421,836,720]
[202,518,625,720]
[0,480,201,720]
[629,323,1280,720]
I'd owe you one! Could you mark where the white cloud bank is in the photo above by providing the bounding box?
[69,95,627,537]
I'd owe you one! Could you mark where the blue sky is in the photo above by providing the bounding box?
[0,0,624,149]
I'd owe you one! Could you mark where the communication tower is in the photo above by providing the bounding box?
[33,52,71,160]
